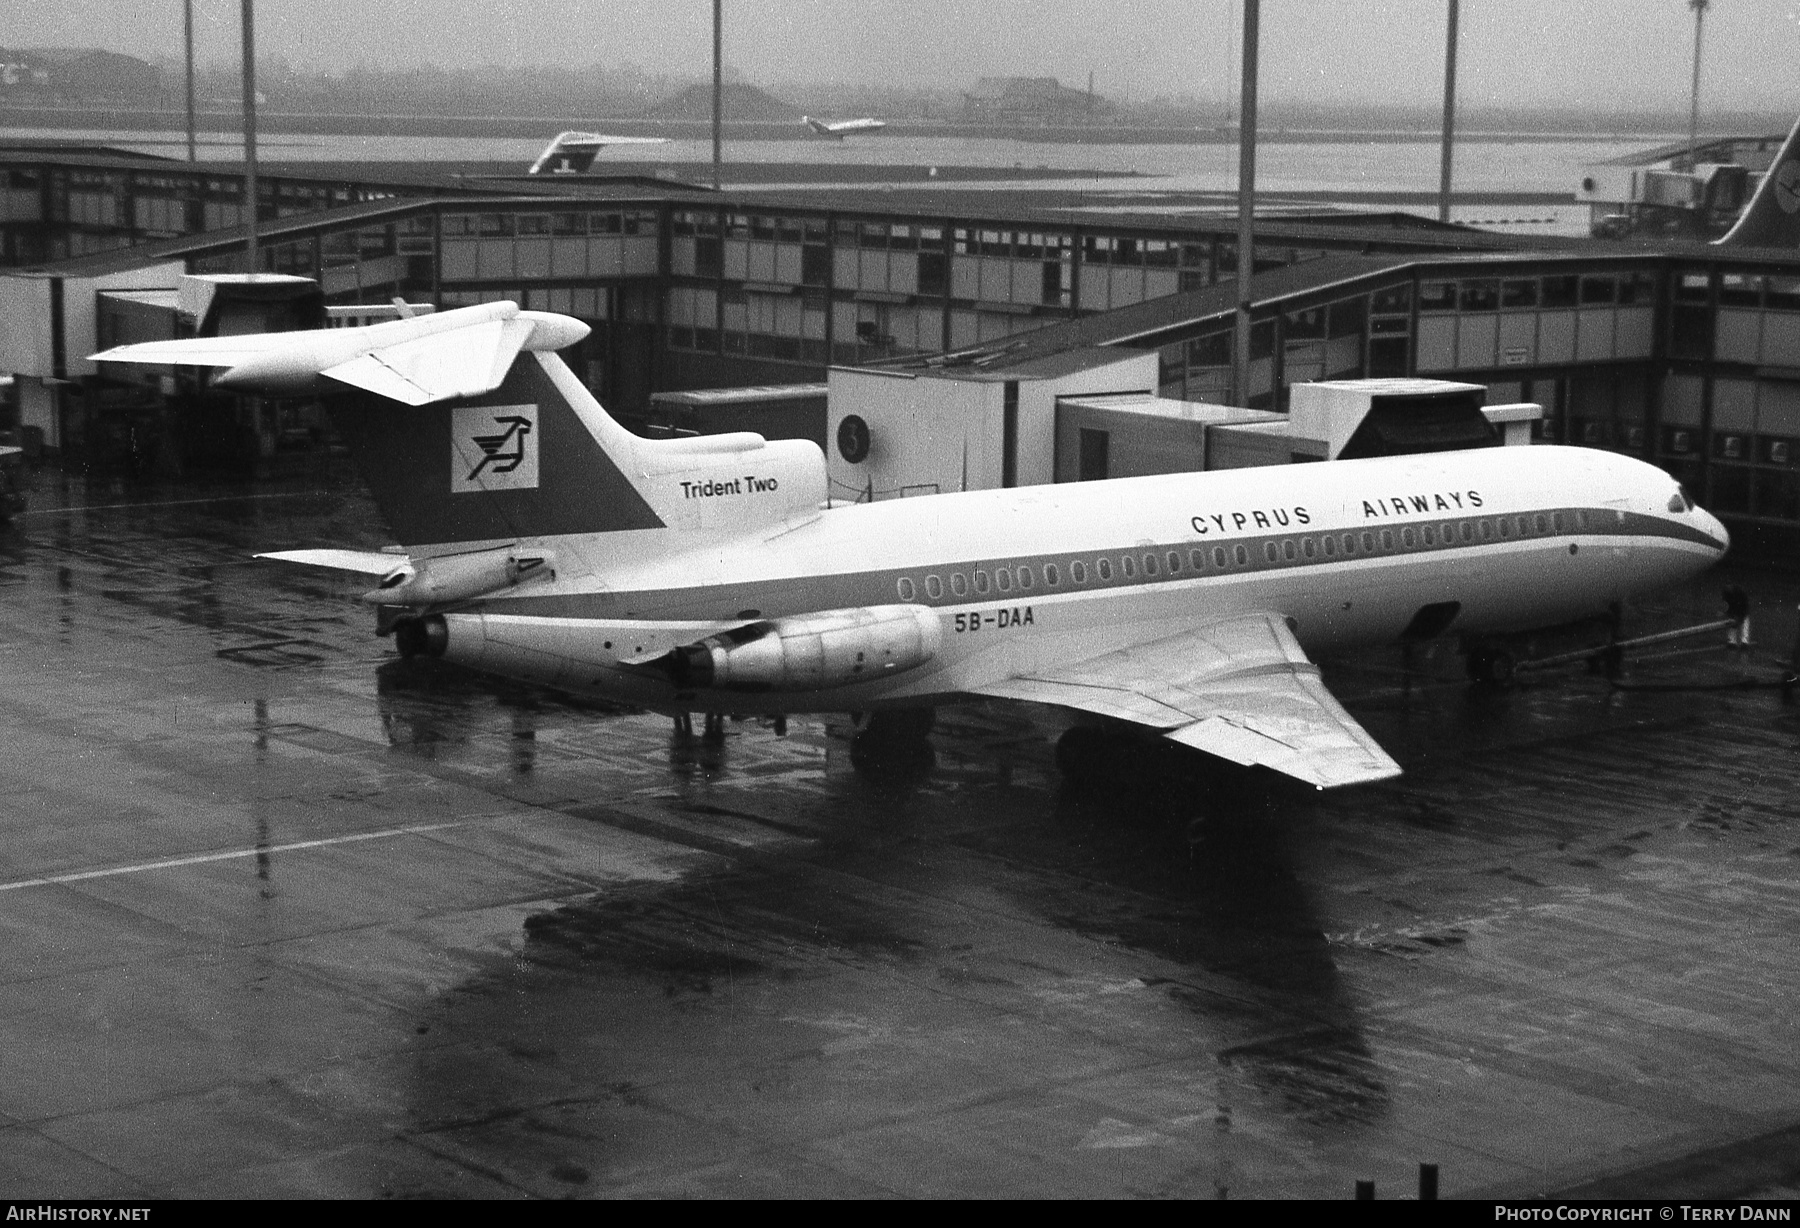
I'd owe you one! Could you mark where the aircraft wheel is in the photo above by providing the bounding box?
[1054,726,1109,779]
[393,615,445,660]
[1466,646,1516,686]
[1485,649,1516,686]
[863,708,935,741]
[849,708,936,776]
[394,618,428,659]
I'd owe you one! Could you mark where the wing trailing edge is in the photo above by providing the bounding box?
[973,610,1402,790]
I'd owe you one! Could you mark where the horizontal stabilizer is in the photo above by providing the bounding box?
[91,335,283,369]
[322,317,533,406]
[256,548,406,575]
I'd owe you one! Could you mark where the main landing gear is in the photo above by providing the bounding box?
[849,708,936,773]
[1463,643,1517,686]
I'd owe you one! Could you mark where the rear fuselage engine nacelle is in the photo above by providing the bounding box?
[368,548,555,608]
[654,605,941,692]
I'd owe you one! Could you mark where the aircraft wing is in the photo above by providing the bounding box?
[320,317,533,406]
[971,611,1402,790]
[90,335,287,369]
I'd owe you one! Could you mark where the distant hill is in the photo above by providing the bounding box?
[0,47,160,102]
[646,81,800,122]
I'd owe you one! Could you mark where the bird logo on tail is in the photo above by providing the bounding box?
[452,404,540,493]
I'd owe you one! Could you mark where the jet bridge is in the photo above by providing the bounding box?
[1055,378,1543,480]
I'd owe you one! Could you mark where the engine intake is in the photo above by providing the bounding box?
[655,605,940,692]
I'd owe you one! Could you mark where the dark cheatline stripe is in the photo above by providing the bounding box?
[487,505,1721,623]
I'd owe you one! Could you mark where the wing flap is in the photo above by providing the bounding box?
[972,611,1401,790]
[322,317,532,405]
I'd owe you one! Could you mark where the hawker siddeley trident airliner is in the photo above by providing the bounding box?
[93,305,1729,789]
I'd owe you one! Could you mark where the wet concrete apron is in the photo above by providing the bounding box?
[0,466,1796,1198]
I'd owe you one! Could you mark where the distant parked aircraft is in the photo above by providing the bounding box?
[1715,113,1800,247]
[528,130,668,174]
[802,115,886,138]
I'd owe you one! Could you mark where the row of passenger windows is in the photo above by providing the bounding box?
[893,512,1589,602]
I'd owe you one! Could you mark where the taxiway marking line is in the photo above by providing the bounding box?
[0,821,472,894]
[14,490,334,516]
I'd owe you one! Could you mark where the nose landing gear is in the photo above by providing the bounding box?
[1464,644,1517,686]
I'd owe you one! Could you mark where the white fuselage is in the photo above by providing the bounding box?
[429,444,1727,714]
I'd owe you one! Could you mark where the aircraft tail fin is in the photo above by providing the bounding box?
[529,131,602,175]
[328,349,829,550]
[1715,114,1800,247]
[803,116,831,136]
[327,352,667,549]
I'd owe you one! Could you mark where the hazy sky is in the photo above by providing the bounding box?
[5,0,1800,112]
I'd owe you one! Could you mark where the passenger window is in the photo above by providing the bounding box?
[1460,522,1474,543]
[1168,551,1182,573]
[1303,537,1317,558]
[897,577,915,600]
[1234,544,1249,565]
[1214,546,1228,568]
[1575,509,1588,530]
[1421,525,1436,546]
[974,570,990,593]
[1121,556,1136,578]
[1017,567,1033,589]
[1143,554,1158,576]
[925,575,942,599]
[1071,560,1087,583]
[1264,542,1279,563]
[1379,530,1393,550]
[1402,527,1416,548]
[1550,513,1562,533]
[951,572,967,596]
[1497,518,1511,538]
[1045,563,1060,586]
[1534,514,1547,534]
[1097,558,1112,581]
[1282,540,1297,561]
[996,568,1012,592]
[1190,549,1205,570]
[1479,520,1493,540]
[1321,535,1335,556]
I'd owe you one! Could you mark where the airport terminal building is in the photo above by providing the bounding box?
[4,146,1800,554]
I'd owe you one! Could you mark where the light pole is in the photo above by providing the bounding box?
[241,0,258,276]
[1232,0,1259,408]
[1438,0,1459,223]
[1687,0,1710,163]
[183,0,196,162]
[712,0,723,191]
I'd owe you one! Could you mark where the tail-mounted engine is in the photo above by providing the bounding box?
[366,546,555,607]
[647,605,941,692]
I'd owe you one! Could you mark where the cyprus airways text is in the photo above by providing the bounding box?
[1190,490,1484,535]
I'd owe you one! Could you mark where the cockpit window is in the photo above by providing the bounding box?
[1667,485,1695,513]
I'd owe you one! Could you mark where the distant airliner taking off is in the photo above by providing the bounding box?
[92,314,1729,790]
[528,130,668,174]
[802,115,886,138]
